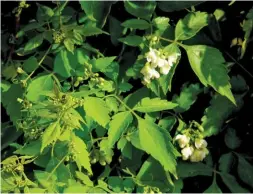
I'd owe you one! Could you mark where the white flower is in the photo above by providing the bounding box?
[141,63,160,84]
[190,148,209,162]
[195,139,208,149]
[175,134,190,148]
[146,49,158,64]
[159,64,171,75]
[181,146,194,160]
[155,58,167,68]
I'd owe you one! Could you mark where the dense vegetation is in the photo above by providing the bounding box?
[1,1,253,193]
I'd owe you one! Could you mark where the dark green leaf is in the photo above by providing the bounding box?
[122,19,150,30]
[157,1,203,12]
[24,34,44,52]
[119,35,143,47]
[23,56,39,73]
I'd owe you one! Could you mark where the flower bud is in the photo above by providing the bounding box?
[175,134,190,148]
[190,148,209,162]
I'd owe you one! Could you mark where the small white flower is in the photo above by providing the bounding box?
[167,55,178,66]
[190,148,209,162]
[155,58,167,68]
[195,139,208,149]
[181,146,194,160]
[175,134,190,148]
[146,49,158,64]
[159,64,171,75]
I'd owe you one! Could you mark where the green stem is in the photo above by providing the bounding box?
[159,36,186,48]
[104,95,140,119]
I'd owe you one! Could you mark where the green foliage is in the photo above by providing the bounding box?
[1,1,252,193]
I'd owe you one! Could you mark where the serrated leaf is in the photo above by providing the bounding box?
[201,94,243,137]
[124,1,156,20]
[91,56,116,72]
[157,1,203,12]
[220,173,249,193]
[26,74,54,102]
[173,83,203,113]
[15,140,42,156]
[219,152,234,173]
[237,154,253,189]
[24,34,43,52]
[41,121,61,152]
[75,24,108,37]
[108,111,133,148]
[185,45,235,104]
[224,128,241,149]
[23,56,39,73]
[83,97,110,127]
[72,134,92,174]
[76,171,94,187]
[175,11,209,40]
[177,162,213,178]
[119,35,143,47]
[133,97,178,113]
[138,118,179,176]
[122,19,150,30]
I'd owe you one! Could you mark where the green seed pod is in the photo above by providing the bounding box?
[104,155,112,164]
[74,80,80,87]
[77,77,83,81]
[99,157,106,166]
[90,158,97,164]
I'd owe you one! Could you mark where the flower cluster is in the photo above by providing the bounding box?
[140,48,180,85]
[175,134,209,162]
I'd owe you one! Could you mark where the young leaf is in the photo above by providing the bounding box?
[108,111,133,148]
[220,173,249,193]
[72,134,92,174]
[201,94,243,137]
[185,45,235,104]
[224,128,241,149]
[41,121,61,152]
[26,74,53,102]
[237,154,253,189]
[177,162,213,178]
[122,19,150,30]
[119,35,143,47]
[83,97,110,128]
[172,83,203,113]
[124,1,156,20]
[91,56,116,72]
[175,11,209,40]
[138,118,179,176]
[24,34,44,52]
[152,17,170,30]
[133,97,178,113]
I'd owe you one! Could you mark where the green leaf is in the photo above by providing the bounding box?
[91,56,116,72]
[136,156,172,189]
[63,38,75,54]
[185,45,235,104]
[119,35,143,47]
[24,34,44,52]
[72,134,92,174]
[152,17,170,31]
[157,1,203,12]
[105,97,119,113]
[36,3,54,22]
[34,170,56,191]
[109,16,123,46]
[158,116,177,132]
[219,152,234,173]
[122,19,150,30]
[172,83,203,113]
[220,173,249,193]
[79,1,113,27]
[224,128,241,149]
[108,111,133,148]
[117,137,132,159]
[15,140,42,156]
[108,177,124,192]
[237,154,253,189]
[201,94,243,137]
[133,97,178,113]
[175,11,209,40]
[138,118,179,176]
[204,176,222,193]
[83,97,110,127]
[76,171,94,187]
[16,22,42,38]
[26,74,53,102]
[118,83,133,93]
[177,162,213,178]
[123,178,135,193]
[104,61,119,81]
[75,24,108,37]
[230,75,248,92]
[23,56,39,73]
[41,121,61,152]
[124,1,156,20]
